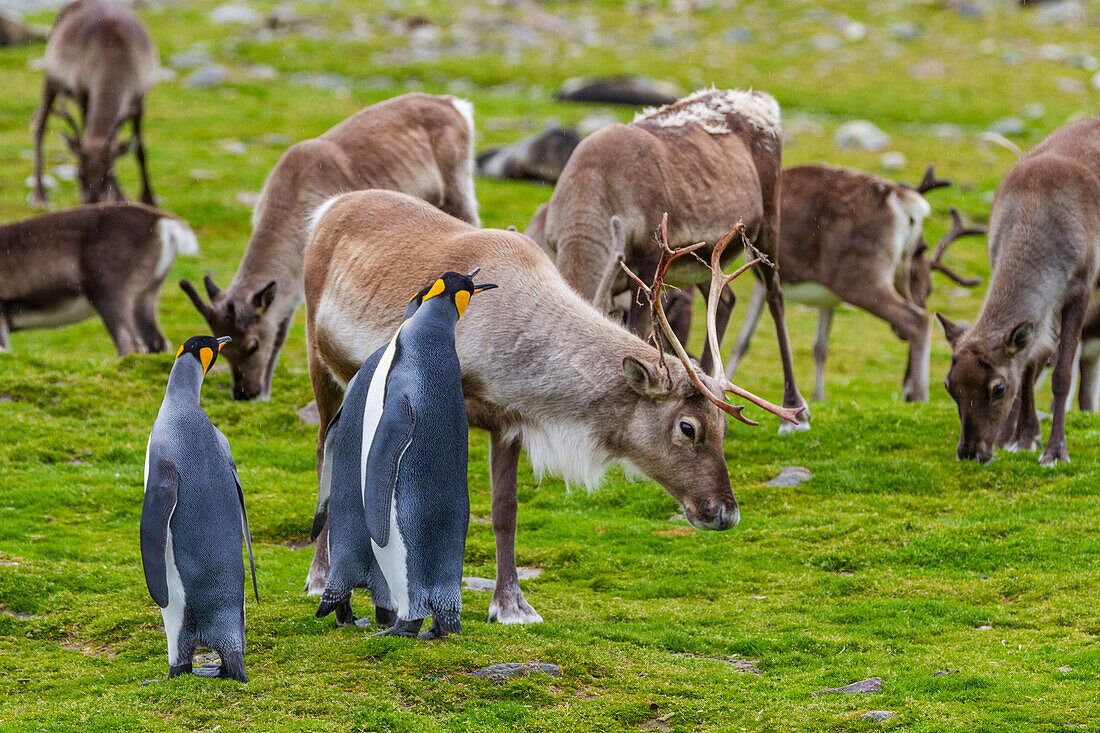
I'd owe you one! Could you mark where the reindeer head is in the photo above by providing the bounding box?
[618,214,805,528]
[179,275,281,400]
[937,314,1032,463]
[57,108,133,204]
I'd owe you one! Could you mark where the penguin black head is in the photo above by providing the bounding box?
[175,335,232,376]
[410,268,498,318]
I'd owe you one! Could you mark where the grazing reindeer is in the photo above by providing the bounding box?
[726,165,983,402]
[302,190,800,624]
[0,203,198,354]
[531,89,809,432]
[938,116,1100,466]
[181,93,479,401]
[32,0,159,207]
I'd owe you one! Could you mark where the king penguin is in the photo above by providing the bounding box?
[141,335,259,682]
[314,269,497,638]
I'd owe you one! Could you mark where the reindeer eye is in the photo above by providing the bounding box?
[990,383,1005,400]
[679,421,696,442]
[245,339,260,355]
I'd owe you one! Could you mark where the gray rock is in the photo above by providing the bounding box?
[245,63,279,81]
[297,401,320,426]
[888,21,920,40]
[861,711,896,722]
[169,48,213,69]
[766,466,813,487]
[835,120,890,151]
[1035,1,1085,25]
[1021,103,1046,119]
[933,669,959,676]
[52,164,76,182]
[462,577,495,591]
[724,27,752,43]
[472,662,561,681]
[879,151,907,171]
[209,3,262,26]
[577,112,618,136]
[184,63,229,89]
[236,191,262,207]
[813,677,882,695]
[462,567,542,591]
[988,116,1025,136]
[810,33,841,52]
[952,2,983,18]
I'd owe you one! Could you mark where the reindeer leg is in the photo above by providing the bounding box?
[487,431,542,624]
[698,282,734,376]
[1040,294,1088,467]
[843,283,930,402]
[305,358,346,596]
[726,280,766,379]
[132,103,155,206]
[31,80,59,209]
[757,262,810,432]
[135,288,167,353]
[1005,363,1041,452]
[0,308,10,351]
[1079,347,1100,412]
[812,307,835,402]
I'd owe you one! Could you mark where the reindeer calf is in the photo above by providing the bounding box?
[939,116,1100,466]
[0,204,197,354]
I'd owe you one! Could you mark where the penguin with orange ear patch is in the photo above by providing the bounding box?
[315,270,496,638]
[141,335,259,682]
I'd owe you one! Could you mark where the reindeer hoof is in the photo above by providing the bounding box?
[1038,446,1069,467]
[777,403,811,435]
[488,589,543,625]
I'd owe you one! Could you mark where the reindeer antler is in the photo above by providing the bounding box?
[620,213,804,427]
[915,164,951,195]
[929,206,984,287]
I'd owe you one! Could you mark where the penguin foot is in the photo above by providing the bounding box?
[371,618,423,637]
[418,618,453,640]
[353,617,373,629]
[334,599,357,627]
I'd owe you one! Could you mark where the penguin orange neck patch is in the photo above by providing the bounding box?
[454,290,471,317]
[199,347,214,374]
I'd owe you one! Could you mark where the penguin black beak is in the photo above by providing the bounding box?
[217,336,232,351]
[472,283,498,293]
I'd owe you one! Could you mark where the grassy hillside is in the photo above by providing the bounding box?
[2,1,1100,730]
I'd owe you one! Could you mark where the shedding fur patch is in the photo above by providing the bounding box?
[512,419,614,491]
[634,88,781,136]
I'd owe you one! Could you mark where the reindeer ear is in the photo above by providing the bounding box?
[623,356,669,398]
[252,281,277,312]
[1005,321,1033,355]
[935,313,968,346]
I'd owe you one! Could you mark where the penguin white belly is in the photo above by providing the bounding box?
[371,496,411,618]
[362,326,412,618]
[161,530,187,666]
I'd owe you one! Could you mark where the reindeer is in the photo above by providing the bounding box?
[180,93,479,401]
[302,190,800,624]
[31,0,159,207]
[938,116,1100,466]
[0,203,198,354]
[725,165,984,403]
[530,89,809,432]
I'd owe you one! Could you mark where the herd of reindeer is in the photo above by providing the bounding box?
[5,0,1100,626]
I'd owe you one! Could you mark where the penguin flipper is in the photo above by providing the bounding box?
[363,394,416,547]
[140,457,179,609]
[311,403,344,542]
[214,427,260,603]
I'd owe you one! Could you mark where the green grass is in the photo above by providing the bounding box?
[3,1,1100,730]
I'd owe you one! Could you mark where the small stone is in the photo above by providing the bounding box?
[724,26,752,43]
[462,577,495,591]
[1057,666,1072,672]
[25,174,56,190]
[297,401,320,426]
[977,625,993,631]
[1067,53,1098,71]
[517,566,543,580]
[988,116,1025,137]
[813,677,883,695]
[0,561,17,567]
[222,140,247,155]
[189,169,218,181]
[1090,71,1100,91]
[53,164,77,182]
[952,2,983,18]
[810,33,841,52]
[578,113,618,137]
[840,21,866,42]
[245,63,279,80]
[909,59,946,79]
[169,48,212,69]
[236,191,262,207]
[888,21,920,40]
[471,662,561,680]
[184,63,229,89]
[1055,77,1085,94]
[668,512,686,522]
[1021,103,1046,119]
[209,4,262,26]
[861,711,896,722]
[879,151,907,171]
[933,669,959,676]
[835,120,890,151]
[766,466,813,487]
[929,123,965,139]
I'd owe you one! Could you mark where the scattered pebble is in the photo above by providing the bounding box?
[184,63,229,89]
[462,577,496,591]
[976,625,993,631]
[813,677,883,695]
[988,116,1025,136]
[221,140,247,155]
[209,4,262,26]
[766,466,813,487]
[297,401,320,426]
[235,191,262,207]
[933,669,959,676]
[861,711,896,722]
[1021,103,1046,119]
[888,21,920,41]
[245,63,279,81]
[578,113,618,136]
[879,151,907,171]
[52,164,76,182]
[189,169,218,181]
[835,120,890,151]
[471,662,561,680]
[724,27,752,43]
[169,48,212,69]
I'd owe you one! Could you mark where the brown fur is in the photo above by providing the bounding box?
[533,90,807,429]
[939,116,1100,466]
[32,0,159,206]
[0,203,185,354]
[304,190,745,624]
[180,93,479,400]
